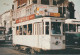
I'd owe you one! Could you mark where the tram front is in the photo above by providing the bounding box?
[50,18,65,50]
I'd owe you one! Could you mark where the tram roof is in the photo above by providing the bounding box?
[65,19,80,24]
[15,17,65,26]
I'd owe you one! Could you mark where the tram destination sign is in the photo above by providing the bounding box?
[16,14,35,23]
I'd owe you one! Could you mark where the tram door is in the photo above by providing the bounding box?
[34,22,43,47]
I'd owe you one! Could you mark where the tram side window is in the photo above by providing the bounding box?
[19,26,22,35]
[43,22,44,35]
[0,30,4,35]
[38,23,44,35]
[77,25,80,32]
[16,26,19,35]
[41,23,44,35]
[28,24,32,35]
[45,22,49,35]
[23,25,27,35]
[69,24,76,32]
[65,24,68,31]
[51,22,61,34]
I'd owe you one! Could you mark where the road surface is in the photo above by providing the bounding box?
[0,41,80,54]
[0,41,25,55]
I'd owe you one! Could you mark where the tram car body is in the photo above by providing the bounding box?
[0,27,5,43]
[13,17,65,50]
[65,19,80,46]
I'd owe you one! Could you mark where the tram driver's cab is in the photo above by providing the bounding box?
[40,18,65,50]
[51,22,61,34]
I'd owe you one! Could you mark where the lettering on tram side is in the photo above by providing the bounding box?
[50,13,60,17]
[16,14,35,23]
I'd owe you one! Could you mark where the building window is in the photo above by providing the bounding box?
[33,0,37,4]
[29,0,30,4]
[30,8,32,14]
[26,9,28,16]
[28,9,30,15]
[58,7,66,16]
[53,0,57,5]
[41,0,49,5]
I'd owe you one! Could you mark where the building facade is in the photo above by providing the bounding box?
[12,0,71,20]
[1,10,13,34]
[0,15,2,26]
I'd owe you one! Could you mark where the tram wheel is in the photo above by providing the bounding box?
[26,47,39,54]
[14,45,20,50]
[26,47,31,54]
[30,48,38,54]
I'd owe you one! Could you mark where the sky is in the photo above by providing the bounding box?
[0,0,80,19]
[0,0,13,15]
[69,0,80,19]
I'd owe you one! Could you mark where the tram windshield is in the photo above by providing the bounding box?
[51,22,61,34]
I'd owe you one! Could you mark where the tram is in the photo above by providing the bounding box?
[65,19,80,46]
[12,17,65,53]
[0,27,6,43]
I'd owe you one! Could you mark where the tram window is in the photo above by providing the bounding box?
[38,23,43,35]
[41,0,49,5]
[43,22,44,35]
[19,26,22,35]
[23,25,27,35]
[77,25,80,32]
[45,22,49,35]
[28,24,32,35]
[65,24,68,31]
[63,24,65,32]
[69,24,76,32]
[16,26,19,35]
[51,22,61,34]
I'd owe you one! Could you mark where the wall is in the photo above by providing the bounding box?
[1,10,13,34]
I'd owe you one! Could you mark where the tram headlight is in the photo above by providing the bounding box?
[55,41,60,45]
[75,42,78,44]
